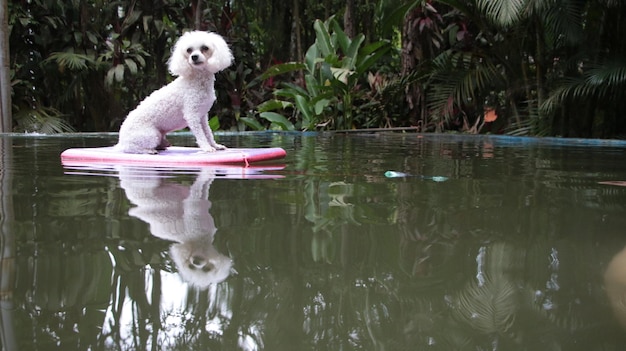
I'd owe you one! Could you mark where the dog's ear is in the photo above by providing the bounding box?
[206,32,233,73]
[168,32,192,77]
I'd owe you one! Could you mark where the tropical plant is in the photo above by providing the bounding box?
[99,36,149,87]
[13,105,76,133]
[250,17,391,131]
[5,0,626,137]
[541,61,626,137]
[401,0,522,133]
[420,0,626,137]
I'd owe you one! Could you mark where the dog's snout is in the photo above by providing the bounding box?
[188,255,216,272]
[190,255,205,267]
[191,54,199,62]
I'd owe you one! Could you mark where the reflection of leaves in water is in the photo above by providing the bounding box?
[311,230,336,263]
[452,242,518,334]
[14,241,114,350]
[305,180,361,233]
[453,277,518,334]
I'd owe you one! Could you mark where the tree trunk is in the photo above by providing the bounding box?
[194,0,203,30]
[534,17,545,114]
[324,0,330,20]
[291,0,303,62]
[0,0,11,132]
[401,7,422,126]
[344,0,355,38]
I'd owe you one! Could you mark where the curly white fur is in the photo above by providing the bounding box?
[116,31,233,154]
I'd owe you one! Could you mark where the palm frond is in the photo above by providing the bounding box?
[505,102,550,136]
[587,61,626,87]
[453,277,518,334]
[540,0,585,47]
[452,243,519,334]
[45,51,95,71]
[477,0,526,27]
[14,105,76,134]
[426,50,504,122]
[541,60,626,115]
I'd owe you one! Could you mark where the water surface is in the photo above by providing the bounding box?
[1,132,626,350]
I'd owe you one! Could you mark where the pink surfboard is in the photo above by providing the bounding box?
[61,146,287,167]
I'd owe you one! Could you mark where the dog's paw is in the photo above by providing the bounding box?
[213,143,227,150]
[135,149,158,154]
[137,148,159,154]
[199,146,217,153]
[120,148,158,154]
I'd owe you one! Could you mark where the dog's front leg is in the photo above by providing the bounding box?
[187,116,225,152]
[201,121,227,151]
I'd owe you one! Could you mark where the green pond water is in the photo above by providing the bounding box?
[1,132,626,350]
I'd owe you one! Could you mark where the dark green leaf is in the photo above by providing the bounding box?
[257,99,293,112]
[260,62,306,80]
[209,115,220,131]
[240,117,265,131]
[314,19,334,57]
[259,112,295,131]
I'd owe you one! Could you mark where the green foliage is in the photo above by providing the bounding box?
[255,17,391,131]
[425,50,504,127]
[209,115,220,131]
[476,0,525,27]
[240,99,297,130]
[430,0,626,137]
[541,62,626,115]
[6,0,183,132]
[13,105,76,134]
[99,37,149,87]
[44,51,96,72]
[6,0,626,137]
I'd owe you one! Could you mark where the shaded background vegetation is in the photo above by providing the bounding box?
[6,0,626,138]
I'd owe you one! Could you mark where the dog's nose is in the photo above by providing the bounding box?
[190,255,205,267]
[191,54,199,62]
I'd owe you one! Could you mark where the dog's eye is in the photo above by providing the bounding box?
[201,45,209,52]
[186,48,193,54]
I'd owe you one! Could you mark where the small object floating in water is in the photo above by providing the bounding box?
[384,171,409,178]
[384,170,448,182]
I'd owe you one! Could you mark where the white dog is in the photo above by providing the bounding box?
[116,31,233,154]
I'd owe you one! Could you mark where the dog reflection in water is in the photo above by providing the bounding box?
[119,167,232,288]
